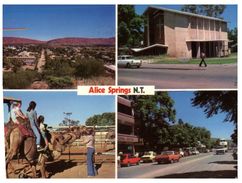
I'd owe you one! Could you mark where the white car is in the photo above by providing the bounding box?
[191,150,200,155]
[118,55,142,68]
[141,151,156,163]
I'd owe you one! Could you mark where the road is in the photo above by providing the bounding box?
[118,152,237,178]
[37,49,46,73]
[118,63,237,89]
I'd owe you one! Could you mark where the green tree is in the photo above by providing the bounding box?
[228,27,237,44]
[74,59,105,79]
[59,118,80,126]
[191,91,237,144]
[131,92,176,151]
[3,70,40,89]
[169,122,211,149]
[181,5,199,14]
[228,27,237,52]
[85,112,115,126]
[44,57,75,77]
[46,76,73,89]
[11,59,23,73]
[181,5,226,18]
[118,5,144,47]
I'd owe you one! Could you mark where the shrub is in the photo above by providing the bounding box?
[46,76,73,89]
[3,70,40,89]
[74,59,105,79]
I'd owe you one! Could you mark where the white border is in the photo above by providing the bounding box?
[0,0,240,182]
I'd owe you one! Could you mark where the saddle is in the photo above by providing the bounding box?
[5,119,35,148]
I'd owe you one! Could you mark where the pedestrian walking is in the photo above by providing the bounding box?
[199,52,207,67]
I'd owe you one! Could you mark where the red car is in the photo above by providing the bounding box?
[155,151,180,164]
[120,154,141,167]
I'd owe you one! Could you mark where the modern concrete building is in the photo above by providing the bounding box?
[134,6,230,58]
[118,96,143,154]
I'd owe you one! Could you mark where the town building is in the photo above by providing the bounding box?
[118,96,143,154]
[133,6,230,58]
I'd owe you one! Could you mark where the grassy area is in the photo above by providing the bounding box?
[137,53,237,64]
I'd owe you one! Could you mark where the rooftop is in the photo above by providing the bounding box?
[145,6,227,23]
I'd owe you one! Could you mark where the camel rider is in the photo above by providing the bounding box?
[5,101,28,146]
[26,101,44,152]
[6,102,28,147]
[10,101,27,124]
[38,115,49,149]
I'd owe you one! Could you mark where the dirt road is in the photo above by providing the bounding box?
[37,49,46,73]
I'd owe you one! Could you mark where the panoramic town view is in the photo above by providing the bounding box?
[3,5,115,89]
[118,5,237,89]
[4,91,115,178]
[118,91,237,178]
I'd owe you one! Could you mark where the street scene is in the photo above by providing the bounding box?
[119,62,237,89]
[118,91,237,178]
[118,5,237,89]
[119,152,236,178]
[4,92,115,178]
[3,5,115,89]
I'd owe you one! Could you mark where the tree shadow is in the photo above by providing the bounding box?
[209,161,237,165]
[155,170,237,178]
[46,160,77,177]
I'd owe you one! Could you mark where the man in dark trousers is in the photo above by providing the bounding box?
[199,52,207,67]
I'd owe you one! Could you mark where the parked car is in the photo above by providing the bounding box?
[203,149,210,153]
[216,149,226,155]
[184,148,193,156]
[177,149,184,157]
[172,148,184,158]
[118,55,142,68]
[120,154,141,167]
[155,151,180,164]
[191,150,200,155]
[141,151,156,163]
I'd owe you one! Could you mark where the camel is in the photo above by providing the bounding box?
[5,125,86,178]
[103,129,115,152]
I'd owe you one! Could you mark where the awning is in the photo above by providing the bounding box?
[131,44,168,53]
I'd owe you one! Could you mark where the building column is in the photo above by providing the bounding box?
[147,15,150,46]
[209,20,211,40]
[196,17,198,39]
[196,42,200,58]
[203,18,205,40]
[209,42,212,57]
[213,41,218,57]
[218,41,221,57]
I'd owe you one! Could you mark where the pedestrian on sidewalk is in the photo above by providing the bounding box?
[199,52,207,67]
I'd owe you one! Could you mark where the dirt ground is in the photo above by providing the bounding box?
[76,76,115,86]
[7,145,115,178]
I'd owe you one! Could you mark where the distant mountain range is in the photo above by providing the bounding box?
[3,37,115,46]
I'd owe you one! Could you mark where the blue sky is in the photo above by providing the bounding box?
[135,5,237,30]
[3,5,115,40]
[3,91,115,126]
[169,91,235,139]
